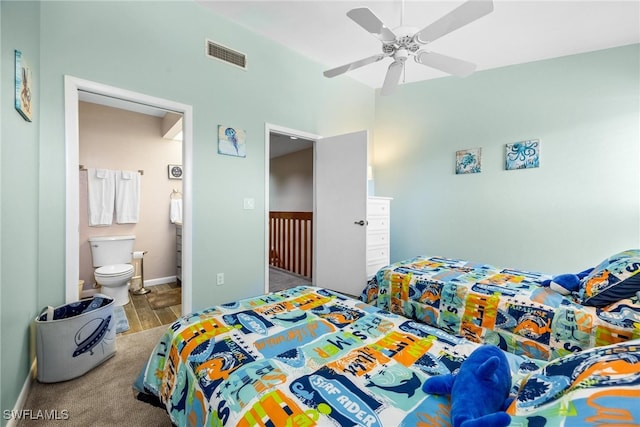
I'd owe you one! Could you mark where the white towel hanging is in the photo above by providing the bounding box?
[87,168,115,226]
[115,170,140,224]
[170,199,183,224]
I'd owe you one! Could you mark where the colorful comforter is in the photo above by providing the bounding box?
[134,286,640,426]
[361,255,640,361]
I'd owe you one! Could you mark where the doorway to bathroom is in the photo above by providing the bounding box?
[64,76,193,315]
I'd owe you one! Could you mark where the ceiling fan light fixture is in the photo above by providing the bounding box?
[323,0,494,95]
[395,49,409,62]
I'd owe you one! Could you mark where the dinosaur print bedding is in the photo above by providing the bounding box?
[361,255,640,361]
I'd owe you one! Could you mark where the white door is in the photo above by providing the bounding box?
[314,130,368,296]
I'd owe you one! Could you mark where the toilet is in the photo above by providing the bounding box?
[89,235,135,306]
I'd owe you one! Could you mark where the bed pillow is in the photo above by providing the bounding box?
[509,339,640,424]
[579,249,640,307]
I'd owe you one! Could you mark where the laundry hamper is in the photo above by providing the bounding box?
[35,294,116,383]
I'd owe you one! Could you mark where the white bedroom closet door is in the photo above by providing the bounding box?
[314,130,368,296]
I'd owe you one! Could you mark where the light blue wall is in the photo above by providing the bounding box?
[1,1,41,422]
[36,0,374,308]
[1,1,374,421]
[373,44,640,274]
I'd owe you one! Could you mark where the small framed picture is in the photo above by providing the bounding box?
[455,148,482,174]
[15,50,33,122]
[506,139,540,170]
[168,164,183,180]
[218,125,246,158]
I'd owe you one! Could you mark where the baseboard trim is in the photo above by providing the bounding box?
[144,276,177,287]
[6,359,37,427]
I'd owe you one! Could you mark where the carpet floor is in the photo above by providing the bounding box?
[269,267,312,292]
[17,325,172,426]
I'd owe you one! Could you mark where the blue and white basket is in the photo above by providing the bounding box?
[35,294,116,383]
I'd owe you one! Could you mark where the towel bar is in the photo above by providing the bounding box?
[79,165,144,175]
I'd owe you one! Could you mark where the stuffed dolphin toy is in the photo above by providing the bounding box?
[541,268,593,295]
[422,345,513,427]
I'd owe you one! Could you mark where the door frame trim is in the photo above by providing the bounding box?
[264,123,321,294]
[64,76,193,313]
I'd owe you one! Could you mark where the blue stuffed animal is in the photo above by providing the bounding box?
[422,345,513,427]
[541,268,593,295]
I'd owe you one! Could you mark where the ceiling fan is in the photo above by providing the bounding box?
[323,0,494,95]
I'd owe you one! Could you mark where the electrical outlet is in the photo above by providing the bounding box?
[216,273,224,286]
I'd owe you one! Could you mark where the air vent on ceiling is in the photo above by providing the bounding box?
[206,39,247,70]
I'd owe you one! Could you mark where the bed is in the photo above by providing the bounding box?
[361,251,640,361]
[134,285,640,426]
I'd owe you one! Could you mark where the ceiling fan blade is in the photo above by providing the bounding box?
[416,51,477,77]
[323,54,387,78]
[347,7,396,43]
[414,0,494,44]
[381,61,404,96]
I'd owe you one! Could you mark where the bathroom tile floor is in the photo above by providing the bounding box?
[120,282,181,335]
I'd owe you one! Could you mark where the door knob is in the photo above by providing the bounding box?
[354,220,367,226]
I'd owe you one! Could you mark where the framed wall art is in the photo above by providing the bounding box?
[168,164,183,180]
[455,147,482,174]
[506,139,540,170]
[15,49,33,122]
[218,125,246,158]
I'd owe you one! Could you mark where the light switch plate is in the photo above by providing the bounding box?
[243,198,255,210]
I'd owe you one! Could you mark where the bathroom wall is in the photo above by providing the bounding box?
[78,101,182,289]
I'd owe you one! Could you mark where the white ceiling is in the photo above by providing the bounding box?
[199,0,640,89]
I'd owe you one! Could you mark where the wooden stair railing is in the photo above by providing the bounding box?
[269,211,312,278]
